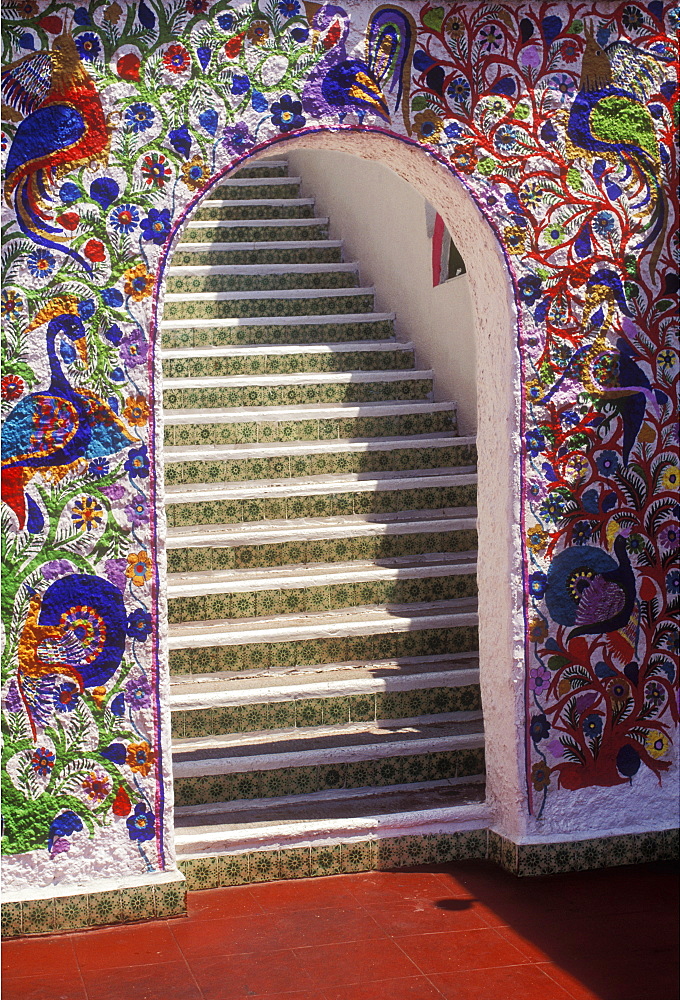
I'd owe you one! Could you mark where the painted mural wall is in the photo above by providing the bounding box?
[1,0,677,889]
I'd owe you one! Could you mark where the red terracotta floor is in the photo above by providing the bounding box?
[2,860,677,1000]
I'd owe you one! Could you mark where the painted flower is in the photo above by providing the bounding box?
[529,665,550,696]
[666,569,680,594]
[658,522,679,551]
[551,73,575,101]
[645,682,665,708]
[1,374,24,401]
[109,204,140,233]
[222,121,253,154]
[596,450,619,477]
[82,771,111,802]
[622,5,645,30]
[84,239,106,262]
[32,747,55,776]
[661,466,680,491]
[609,677,631,704]
[54,681,80,713]
[125,494,149,527]
[126,741,155,776]
[141,153,172,187]
[1,290,24,316]
[163,43,191,73]
[645,730,669,758]
[88,458,108,478]
[657,349,677,370]
[120,330,149,368]
[186,0,210,11]
[528,617,549,643]
[125,102,155,133]
[531,761,551,791]
[124,264,154,300]
[278,0,300,15]
[127,802,155,842]
[140,208,171,245]
[270,94,305,133]
[27,249,57,278]
[182,155,210,191]
[504,225,526,254]
[126,551,152,587]
[446,76,471,106]
[123,395,149,426]
[592,212,617,238]
[560,39,580,63]
[448,15,465,39]
[543,222,564,245]
[539,494,566,524]
[526,525,549,553]
[75,32,101,61]
[528,571,547,598]
[451,145,477,174]
[48,811,83,851]
[127,608,152,641]
[247,20,270,44]
[530,714,551,742]
[71,496,104,532]
[414,110,444,144]
[525,428,545,456]
[583,714,603,738]
[479,24,502,51]
[125,445,150,479]
[572,521,592,545]
[126,674,152,709]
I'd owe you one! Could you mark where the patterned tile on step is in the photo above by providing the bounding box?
[180,856,220,892]
[219,853,250,886]
[310,844,343,877]
[341,841,375,872]
[249,850,281,883]
[279,846,311,879]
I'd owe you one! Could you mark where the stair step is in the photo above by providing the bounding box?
[231,160,289,178]
[174,779,489,855]
[163,399,457,447]
[163,369,433,410]
[171,240,344,267]
[180,220,328,244]
[165,262,359,294]
[166,509,476,572]
[161,340,413,379]
[193,198,316,222]
[162,286,374,321]
[211,177,302,198]
[161,312,394,349]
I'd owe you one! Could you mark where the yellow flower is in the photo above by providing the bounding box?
[126,551,152,587]
[413,109,444,145]
[182,155,210,192]
[527,525,549,554]
[247,20,270,44]
[126,741,155,776]
[645,730,669,759]
[504,224,526,254]
[564,454,590,486]
[529,616,548,642]
[661,465,679,491]
[123,395,149,426]
[124,264,154,301]
[71,496,104,532]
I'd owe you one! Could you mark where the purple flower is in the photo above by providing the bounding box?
[42,559,75,581]
[125,674,152,709]
[101,483,126,501]
[125,494,149,527]
[270,94,305,133]
[222,121,253,155]
[528,571,547,598]
[596,450,619,476]
[105,558,128,590]
[658,522,679,551]
[50,838,71,858]
[120,330,148,368]
[529,663,550,693]
[5,680,22,713]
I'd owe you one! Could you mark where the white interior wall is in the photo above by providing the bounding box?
[283,149,477,435]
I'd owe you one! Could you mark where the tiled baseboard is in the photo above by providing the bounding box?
[2,829,676,937]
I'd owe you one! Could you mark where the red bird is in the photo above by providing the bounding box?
[2,29,111,273]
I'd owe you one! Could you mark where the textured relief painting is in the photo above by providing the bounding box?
[1,0,677,886]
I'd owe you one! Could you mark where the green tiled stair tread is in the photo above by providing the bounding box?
[166,528,479,573]
[180,222,329,243]
[161,344,414,378]
[161,316,395,349]
[163,377,433,410]
[193,200,316,221]
[210,180,302,200]
[162,290,374,320]
[168,621,479,675]
[231,162,289,178]
[165,480,478,528]
[165,268,359,294]
[163,406,456,446]
[170,243,344,267]
[172,684,482,738]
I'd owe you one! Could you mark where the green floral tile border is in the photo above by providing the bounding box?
[170,246,343,268]
[161,317,392,349]
[163,378,433,410]
[210,182,300,200]
[179,223,328,244]
[1,874,186,939]
[166,268,355,294]
[163,348,414,380]
[163,292,374,321]
[193,202,315,222]
[230,164,289,178]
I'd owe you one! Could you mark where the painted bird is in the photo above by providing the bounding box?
[16,573,127,739]
[565,24,670,278]
[302,4,414,129]
[2,28,111,273]
[1,302,135,533]
[544,533,636,639]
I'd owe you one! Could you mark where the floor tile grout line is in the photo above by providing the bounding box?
[168,919,209,1000]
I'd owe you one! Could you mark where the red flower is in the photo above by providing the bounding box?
[112,786,131,817]
[560,39,580,63]
[225,34,243,58]
[56,212,79,231]
[84,239,106,262]
[1,374,24,401]
[186,0,210,13]
[163,43,191,73]
[141,154,172,187]
[117,52,141,81]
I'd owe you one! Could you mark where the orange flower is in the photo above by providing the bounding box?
[91,686,107,709]
[124,264,153,301]
[126,551,152,586]
[123,395,149,426]
[182,155,210,191]
[247,20,269,45]
[126,741,155,776]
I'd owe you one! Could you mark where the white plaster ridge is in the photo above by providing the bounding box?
[163,285,372,302]
[163,369,432,389]
[163,434,473,463]
[175,239,343,252]
[160,311,393,328]
[183,216,328,229]
[163,400,454,424]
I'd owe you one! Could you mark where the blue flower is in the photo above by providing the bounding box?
[54,681,80,713]
[218,12,235,30]
[100,743,127,764]
[60,182,81,204]
[78,299,96,320]
[111,692,126,716]
[75,32,100,61]
[127,608,153,640]
[125,445,150,479]
[89,458,108,478]
[270,94,305,133]
[278,0,301,16]
[446,76,471,106]
[583,714,603,738]
[140,208,172,245]
[529,571,547,598]
[101,288,124,308]
[74,7,91,25]
[125,102,155,134]
[539,494,566,524]
[593,212,617,238]
[231,74,250,95]
[127,802,156,842]
[572,521,592,544]
[596,450,619,476]
[251,91,268,112]
[530,713,551,742]
[48,811,83,851]
[525,429,545,457]
[518,274,543,306]
[667,569,680,594]
[110,204,140,234]
[27,250,56,278]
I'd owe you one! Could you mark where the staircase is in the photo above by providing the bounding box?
[162,159,490,886]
